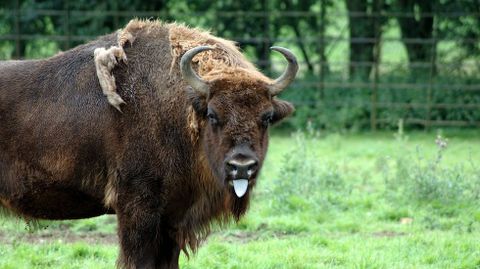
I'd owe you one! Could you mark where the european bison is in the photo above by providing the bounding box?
[0,19,298,268]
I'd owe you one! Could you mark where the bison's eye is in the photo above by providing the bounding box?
[261,112,274,128]
[207,108,219,126]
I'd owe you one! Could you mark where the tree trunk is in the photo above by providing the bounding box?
[255,41,273,72]
[395,0,434,73]
[346,0,379,80]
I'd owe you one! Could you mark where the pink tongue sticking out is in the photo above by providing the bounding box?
[232,179,248,198]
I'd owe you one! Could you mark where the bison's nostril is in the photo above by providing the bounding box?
[247,163,258,173]
[227,159,258,178]
[226,163,236,171]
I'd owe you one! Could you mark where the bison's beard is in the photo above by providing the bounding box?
[226,190,251,221]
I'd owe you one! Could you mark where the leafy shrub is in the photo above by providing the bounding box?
[384,134,480,205]
[267,131,351,214]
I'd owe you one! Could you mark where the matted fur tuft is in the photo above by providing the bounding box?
[94,46,127,112]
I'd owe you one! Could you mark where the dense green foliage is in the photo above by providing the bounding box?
[0,0,479,130]
[0,131,479,268]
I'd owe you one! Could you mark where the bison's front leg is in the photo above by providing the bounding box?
[115,189,180,268]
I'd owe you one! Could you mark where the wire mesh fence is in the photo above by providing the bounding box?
[1,0,479,130]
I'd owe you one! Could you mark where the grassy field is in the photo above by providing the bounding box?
[0,129,479,268]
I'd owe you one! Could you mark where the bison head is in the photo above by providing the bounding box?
[181,46,297,203]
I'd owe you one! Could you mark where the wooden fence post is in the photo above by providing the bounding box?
[14,0,21,59]
[318,0,326,100]
[371,0,382,131]
[263,0,271,75]
[426,9,437,129]
[64,0,71,50]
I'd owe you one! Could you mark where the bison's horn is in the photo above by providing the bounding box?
[180,46,213,96]
[268,46,299,96]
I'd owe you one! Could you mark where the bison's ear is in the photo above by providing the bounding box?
[186,87,208,116]
[272,99,294,124]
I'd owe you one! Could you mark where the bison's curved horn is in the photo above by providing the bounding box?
[180,46,213,96]
[268,46,299,96]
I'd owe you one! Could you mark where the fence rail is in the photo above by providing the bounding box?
[1,2,479,130]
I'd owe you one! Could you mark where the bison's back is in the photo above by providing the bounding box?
[0,34,120,219]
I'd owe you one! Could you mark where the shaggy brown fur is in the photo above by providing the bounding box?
[0,19,295,269]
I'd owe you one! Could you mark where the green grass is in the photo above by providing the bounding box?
[1,129,479,268]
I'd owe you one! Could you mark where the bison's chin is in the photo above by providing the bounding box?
[227,189,251,221]
[225,178,255,220]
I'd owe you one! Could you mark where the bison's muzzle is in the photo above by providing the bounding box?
[225,145,259,197]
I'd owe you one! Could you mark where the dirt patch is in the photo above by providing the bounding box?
[372,230,407,237]
[217,231,262,244]
[0,230,118,245]
[215,229,299,244]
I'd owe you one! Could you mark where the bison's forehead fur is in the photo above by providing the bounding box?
[208,77,272,111]
[120,19,272,83]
